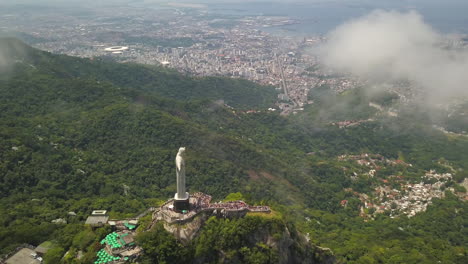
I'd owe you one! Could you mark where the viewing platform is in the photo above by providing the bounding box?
[153,192,270,224]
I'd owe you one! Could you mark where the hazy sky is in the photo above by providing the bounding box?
[1,0,466,7]
[0,0,462,5]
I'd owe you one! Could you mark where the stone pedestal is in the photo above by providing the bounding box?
[174,196,190,211]
[174,192,190,211]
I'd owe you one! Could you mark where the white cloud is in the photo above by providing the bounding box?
[319,10,468,101]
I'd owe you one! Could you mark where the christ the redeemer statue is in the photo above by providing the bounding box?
[174,147,189,211]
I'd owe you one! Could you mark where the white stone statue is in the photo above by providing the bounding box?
[175,147,189,200]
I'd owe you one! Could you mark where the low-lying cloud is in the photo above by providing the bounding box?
[319,10,468,101]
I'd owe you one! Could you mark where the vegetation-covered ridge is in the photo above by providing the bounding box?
[137,214,334,264]
[0,39,467,263]
[0,37,278,110]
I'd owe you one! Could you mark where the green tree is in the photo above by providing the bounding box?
[136,223,190,264]
[43,247,65,264]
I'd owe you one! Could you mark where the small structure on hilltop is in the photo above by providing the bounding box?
[91,217,142,263]
[108,219,139,231]
[5,248,42,264]
[85,210,109,227]
[94,231,142,263]
[35,241,54,255]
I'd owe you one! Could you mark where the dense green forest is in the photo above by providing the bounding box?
[135,215,327,264]
[0,38,467,263]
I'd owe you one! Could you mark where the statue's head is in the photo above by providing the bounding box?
[178,147,186,156]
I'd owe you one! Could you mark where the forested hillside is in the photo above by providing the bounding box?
[0,39,467,263]
[136,214,333,264]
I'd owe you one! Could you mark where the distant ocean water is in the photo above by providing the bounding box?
[204,1,468,36]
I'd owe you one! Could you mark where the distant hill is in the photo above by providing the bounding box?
[0,38,278,110]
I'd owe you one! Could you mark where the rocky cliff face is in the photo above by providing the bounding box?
[245,221,335,264]
[163,213,208,243]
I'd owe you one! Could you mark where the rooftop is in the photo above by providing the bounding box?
[5,248,41,264]
[85,215,109,226]
[35,241,54,254]
[92,210,107,216]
